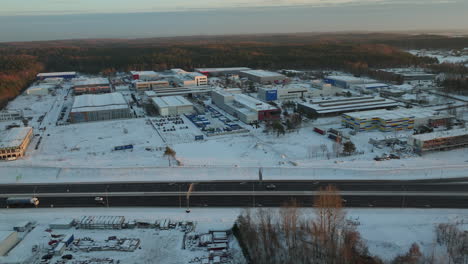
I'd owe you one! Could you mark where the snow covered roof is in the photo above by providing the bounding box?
[241,70,285,78]
[0,127,32,149]
[410,128,468,141]
[195,67,251,73]
[71,93,128,112]
[343,108,443,120]
[73,77,109,87]
[37,72,76,77]
[234,94,278,111]
[300,97,399,114]
[130,71,158,76]
[325,75,375,83]
[152,96,193,108]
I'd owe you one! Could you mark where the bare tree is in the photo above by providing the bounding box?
[163,146,176,166]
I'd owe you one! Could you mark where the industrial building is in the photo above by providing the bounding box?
[0,231,19,256]
[195,67,251,77]
[170,69,208,87]
[324,76,377,89]
[352,83,390,90]
[297,96,399,117]
[130,71,159,80]
[212,89,281,123]
[151,96,194,116]
[258,86,308,101]
[380,69,436,82]
[26,84,53,95]
[0,110,23,122]
[408,128,468,154]
[240,70,287,84]
[73,78,111,95]
[0,127,33,160]
[133,80,170,91]
[380,89,406,98]
[144,86,212,97]
[70,93,132,123]
[341,108,452,132]
[36,72,76,80]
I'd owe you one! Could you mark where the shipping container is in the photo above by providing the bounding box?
[114,144,134,151]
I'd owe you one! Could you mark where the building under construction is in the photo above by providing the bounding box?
[408,128,468,154]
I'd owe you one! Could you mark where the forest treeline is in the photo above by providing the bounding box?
[0,41,437,109]
[0,54,43,108]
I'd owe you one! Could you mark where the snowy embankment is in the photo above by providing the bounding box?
[1,160,467,184]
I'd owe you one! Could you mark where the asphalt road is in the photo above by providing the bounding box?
[1,179,467,208]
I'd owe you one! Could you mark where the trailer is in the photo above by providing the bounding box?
[6,197,39,208]
[313,127,326,135]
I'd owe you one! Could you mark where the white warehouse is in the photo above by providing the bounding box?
[151,96,194,116]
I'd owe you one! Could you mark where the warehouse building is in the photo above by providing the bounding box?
[0,127,33,161]
[324,75,377,89]
[408,128,468,154]
[130,71,159,80]
[379,69,436,82]
[0,110,23,122]
[133,80,170,91]
[212,89,281,123]
[297,96,399,117]
[151,96,194,116]
[36,72,76,80]
[195,67,251,77]
[240,70,287,84]
[341,108,452,132]
[70,93,132,123]
[73,78,111,95]
[0,231,19,256]
[26,84,53,95]
[352,83,390,90]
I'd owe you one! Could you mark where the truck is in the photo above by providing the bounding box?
[6,197,39,208]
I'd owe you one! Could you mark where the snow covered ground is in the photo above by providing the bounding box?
[0,207,243,264]
[408,50,468,64]
[0,208,466,263]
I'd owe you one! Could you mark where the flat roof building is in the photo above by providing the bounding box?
[324,75,377,89]
[240,70,287,84]
[36,72,76,80]
[170,69,208,87]
[298,96,399,117]
[70,93,132,123]
[151,96,194,116]
[212,89,281,123]
[342,108,452,132]
[195,67,251,76]
[408,128,468,154]
[73,78,111,95]
[130,71,159,81]
[133,80,170,91]
[0,127,33,161]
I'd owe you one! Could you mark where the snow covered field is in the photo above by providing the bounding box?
[0,208,466,263]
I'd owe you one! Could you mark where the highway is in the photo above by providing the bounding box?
[1,179,468,208]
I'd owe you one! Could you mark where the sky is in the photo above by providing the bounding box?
[0,0,467,42]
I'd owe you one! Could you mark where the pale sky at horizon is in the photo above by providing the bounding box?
[0,0,467,42]
[1,0,464,16]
